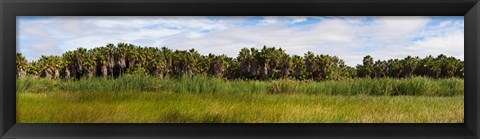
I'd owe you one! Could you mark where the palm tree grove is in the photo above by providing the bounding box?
[16,43,464,80]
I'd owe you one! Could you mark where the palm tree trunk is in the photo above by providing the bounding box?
[65,68,71,79]
[18,69,27,78]
[268,66,275,78]
[109,66,114,77]
[87,67,96,77]
[250,61,258,78]
[260,64,268,79]
[101,65,108,78]
[119,58,126,76]
[294,67,301,79]
[153,68,163,79]
[45,69,52,79]
[54,68,60,79]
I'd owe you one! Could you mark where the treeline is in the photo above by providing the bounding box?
[16,43,464,80]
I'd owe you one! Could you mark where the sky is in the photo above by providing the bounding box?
[17,16,464,66]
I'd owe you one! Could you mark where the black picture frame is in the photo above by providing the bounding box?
[1,0,479,139]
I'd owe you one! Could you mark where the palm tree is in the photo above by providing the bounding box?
[267,47,280,79]
[329,56,343,80]
[105,44,117,77]
[436,54,449,78]
[291,55,304,80]
[161,47,173,78]
[258,46,270,80]
[51,56,63,79]
[373,60,388,78]
[386,59,403,78]
[316,55,328,80]
[402,56,418,78]
[195,54,211,76]
[16,53,28,78]
[316,55,341,80]
[172,50,185,76]
[430,60,442,78]
[441,57,460,78]
[224,57,240,79]
[209,55,227,77]
[26,60,41,78]
[249,48,260,79]
[126,44,138,70]
[238,48,251,79]
[37,56,51,79]
[362,55,374,78]
[417,55,434,77]
[304,51,316,80]
[137,46,148,68]
[73,47,88,79]
[147,47,165,78]
[340,65,356,79]
[92,47,109,78]
[280,54,292,79]
[204,53,215,76]
[37,55,62,79]
[456,61,464,78]
[116,43,128,76]
[83,50,97,77]
[186,49,200,76]
[172,49,197,77]
[62,51,76,79]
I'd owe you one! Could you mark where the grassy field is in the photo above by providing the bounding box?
[16,75,464,123]
[17,75,464,96]
[17,92,463,123]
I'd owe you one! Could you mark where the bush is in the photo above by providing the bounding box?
[16,76,58,93]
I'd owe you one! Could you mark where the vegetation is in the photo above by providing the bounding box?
[16,43,464,80]
[16,43,464,123]
[17,75,463,96]
[17,92,464,123]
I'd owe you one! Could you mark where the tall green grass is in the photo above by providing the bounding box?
[17,92,464,123]
[16,75,463,96]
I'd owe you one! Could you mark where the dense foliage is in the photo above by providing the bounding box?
[16,43,464,80]
[17,75,463,96]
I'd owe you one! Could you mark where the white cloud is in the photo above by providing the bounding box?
[17,16,463,66]
[290,16,308,24]
[358,18,464,64]
[410,30,464,58]
[356,16,431,44]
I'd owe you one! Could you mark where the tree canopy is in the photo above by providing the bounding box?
[16,43,464,80]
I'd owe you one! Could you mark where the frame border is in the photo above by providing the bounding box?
[1,0,479,138]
